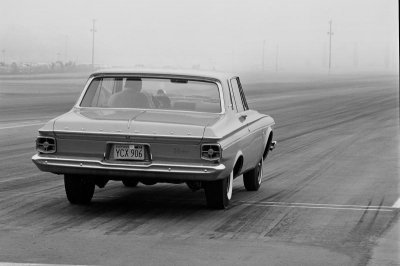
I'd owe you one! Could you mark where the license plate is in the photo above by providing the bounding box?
[113,144,145,160]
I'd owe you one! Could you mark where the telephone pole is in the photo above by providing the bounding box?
[65,35,69,62]
[1,49,5,65]
[327,20,334,72]
[90,19,97,69]
[275,45,279,72]
[262,40,266,72]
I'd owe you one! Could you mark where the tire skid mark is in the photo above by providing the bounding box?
[263,209,294,238]
[276,96,395,143]
[0,188,63,214]
[334,197,399,266]
[0,183,64,216]
[0,175,61,193]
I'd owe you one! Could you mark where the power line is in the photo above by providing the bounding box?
[327,20,334,72]
[90,19,97,69]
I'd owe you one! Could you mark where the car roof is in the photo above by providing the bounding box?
[90,68,236,82]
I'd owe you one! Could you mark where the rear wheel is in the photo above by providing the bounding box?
[122,179,139,187]
[64,174,95,204]
[243,158,263,191]
[204,171,233,209]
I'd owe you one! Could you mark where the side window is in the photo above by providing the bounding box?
[93,78,113,107]
[230,78,244,112]
[237,78,249,110]
[80,78,114,107]
[80,78,101,107]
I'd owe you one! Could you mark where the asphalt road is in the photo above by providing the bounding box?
[0,73,398,266]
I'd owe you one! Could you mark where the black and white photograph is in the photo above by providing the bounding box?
[0,0,398,265]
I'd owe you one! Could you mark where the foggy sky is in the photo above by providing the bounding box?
[0,0,398,72]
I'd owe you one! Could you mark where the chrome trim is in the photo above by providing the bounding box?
[53,130,207,140]
[32,154,225,174]
[229,78,238,112]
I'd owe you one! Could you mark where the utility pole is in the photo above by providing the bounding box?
[231,50,234,72]
[90,19,96,69]
[262,40,265,72]
[275,45,279,72]
[353,42,358,68]
[65,35,69,62]
[327,20,334,72]
[1,49,5,65]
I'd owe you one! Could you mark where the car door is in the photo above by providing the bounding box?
[238,78,265,166]
[229,77,258,172]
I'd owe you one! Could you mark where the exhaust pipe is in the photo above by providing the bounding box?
[269,141,277,151]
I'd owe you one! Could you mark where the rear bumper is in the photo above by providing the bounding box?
[32,154,227,181]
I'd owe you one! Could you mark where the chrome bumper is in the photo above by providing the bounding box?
[32,154,227,181]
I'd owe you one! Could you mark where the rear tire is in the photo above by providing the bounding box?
[64,174,95,204]
[243,158,263,191]
[122,179,139,187]
[204,171,233,209]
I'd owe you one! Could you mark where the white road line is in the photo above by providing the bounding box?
[0,263,92,266]
[238,202,394,212]
[238,200,397,210]
[0,122,44,130]
[237,201,396,212]
[392,198,400,208]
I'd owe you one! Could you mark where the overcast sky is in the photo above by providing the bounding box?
[0,0,398,72]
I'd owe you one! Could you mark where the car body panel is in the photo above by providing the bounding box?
[32,69,275,183]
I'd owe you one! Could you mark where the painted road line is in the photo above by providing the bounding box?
[238,202,394,212]
[392,198,400,208]
[238,201,395,212]
[238,200,397,210]
[0,122,44,130]
[0,263,93,266]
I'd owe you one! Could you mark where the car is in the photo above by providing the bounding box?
[32,69,276,209]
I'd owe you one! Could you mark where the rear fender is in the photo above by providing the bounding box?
[232,151,244,178]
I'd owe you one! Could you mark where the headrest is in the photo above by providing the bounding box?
[125,78,142,90]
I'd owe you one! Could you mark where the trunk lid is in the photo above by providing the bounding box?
[53,108,222,141]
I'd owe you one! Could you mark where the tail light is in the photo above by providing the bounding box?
[36,137,56,154]
[201,144,221,161]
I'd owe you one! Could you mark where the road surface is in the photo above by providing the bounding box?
[0,73,398,265]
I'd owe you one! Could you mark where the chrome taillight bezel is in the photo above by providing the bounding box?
[36,136,57,154]
[201,143,222,161]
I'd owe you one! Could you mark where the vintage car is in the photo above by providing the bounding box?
[32,69,276,209]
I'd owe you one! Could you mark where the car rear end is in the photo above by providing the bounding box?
[32,72,230,182]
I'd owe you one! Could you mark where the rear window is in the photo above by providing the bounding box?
[80,77,221,113]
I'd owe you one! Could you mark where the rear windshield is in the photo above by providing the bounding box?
[80,77,221,113]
